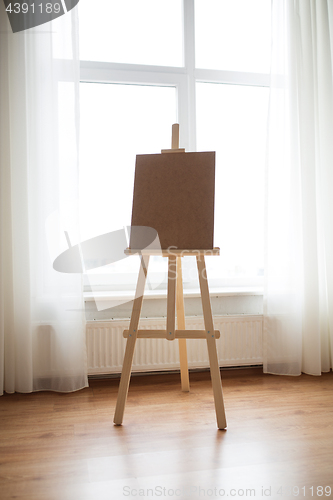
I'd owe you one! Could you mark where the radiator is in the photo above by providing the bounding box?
[86,315,263,375]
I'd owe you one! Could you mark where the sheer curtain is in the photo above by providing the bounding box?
[0,5,88,393]
[264,0,333,375]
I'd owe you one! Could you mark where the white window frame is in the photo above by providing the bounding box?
[80,0,270,146]
[79,0,270,296]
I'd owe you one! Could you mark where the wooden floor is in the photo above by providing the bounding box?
[1,368,333,500]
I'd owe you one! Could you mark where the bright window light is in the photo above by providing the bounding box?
[80,83,177,241]
[79,0,183,67]
[195,0,271,73]
[196,82,269,282]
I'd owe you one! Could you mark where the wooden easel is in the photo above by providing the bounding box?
[113,125,227,429]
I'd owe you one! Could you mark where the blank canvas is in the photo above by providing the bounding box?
[130,151,215,250]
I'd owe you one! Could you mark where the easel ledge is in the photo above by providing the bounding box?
[125,247,220,257]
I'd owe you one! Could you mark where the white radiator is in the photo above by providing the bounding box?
[86,315,263,375]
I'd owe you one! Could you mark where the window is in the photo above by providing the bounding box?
[79,0,271,301]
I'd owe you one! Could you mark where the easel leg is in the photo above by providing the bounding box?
[176,257,190,391]
[196,255,227,429]
[114,254,150,425]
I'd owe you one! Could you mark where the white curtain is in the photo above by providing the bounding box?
[0,5,88,393]
[264,0,333,375]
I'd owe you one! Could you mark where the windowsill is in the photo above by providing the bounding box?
[84,286,264,302]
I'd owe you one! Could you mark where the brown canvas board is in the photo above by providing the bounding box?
[130,151,215,250]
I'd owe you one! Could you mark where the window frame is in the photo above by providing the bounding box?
[79,0,270,295]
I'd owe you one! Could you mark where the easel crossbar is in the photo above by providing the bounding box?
[123,329,220,339]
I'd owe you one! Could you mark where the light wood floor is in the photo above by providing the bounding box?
[1,368,333,500]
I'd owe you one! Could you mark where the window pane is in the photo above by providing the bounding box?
[79,83,176,297]
[195,0,271,73]
[196,83,269,282]
[80,83,177,241]
[79,0,183,67]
